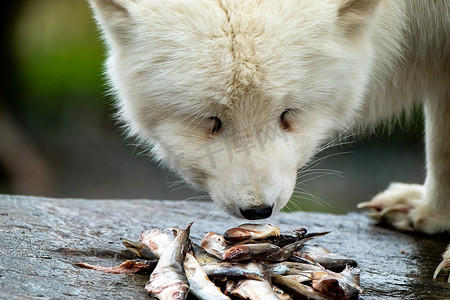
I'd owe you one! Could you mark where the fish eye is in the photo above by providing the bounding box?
[280,109,295,132]
[209,116,222,134]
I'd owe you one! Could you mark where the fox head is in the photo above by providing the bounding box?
[89,0,401,219]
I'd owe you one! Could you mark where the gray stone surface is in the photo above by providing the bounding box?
[0,195,449,299]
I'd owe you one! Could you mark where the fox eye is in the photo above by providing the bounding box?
[280,109,295,132]
[209,116,222,133]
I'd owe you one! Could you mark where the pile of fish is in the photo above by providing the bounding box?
[77,223,362,299]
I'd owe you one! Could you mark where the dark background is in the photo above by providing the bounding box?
[0,0,425,214]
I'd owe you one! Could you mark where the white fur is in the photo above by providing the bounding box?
[88,0,450,235]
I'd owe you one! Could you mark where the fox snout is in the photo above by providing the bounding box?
[207,165,297,220]
[240,205,274,220]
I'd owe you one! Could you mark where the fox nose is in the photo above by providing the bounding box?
[240,205,273,220]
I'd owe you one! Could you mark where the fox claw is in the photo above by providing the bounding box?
[434,246,450,283]
[433,258,450,282]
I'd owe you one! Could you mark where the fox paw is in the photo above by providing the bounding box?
[434,245,450,282]
[357,183,425,232]
[359,183,450,282]
[358,182,450,234]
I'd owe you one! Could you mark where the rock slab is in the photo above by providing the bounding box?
[0,195,449,299]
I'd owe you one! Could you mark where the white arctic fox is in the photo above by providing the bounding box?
[88,0,450,276]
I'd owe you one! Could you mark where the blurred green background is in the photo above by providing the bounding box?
[0,0,425,214]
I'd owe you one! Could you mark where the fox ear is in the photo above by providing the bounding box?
[88,0,133,45]
[337,0,381,33]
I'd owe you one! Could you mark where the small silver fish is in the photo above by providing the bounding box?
[121,238,158,259]
[225,263,280,300]
[265,237,313,262]
[272,275,329,300]
[266,228,307,247]
[192,244,221,265]
[145,223,191,300]
[223,243,280,261]
[200,262,265,281]
[224,223,280,242]
[184,252,230,300]
[311,266,362,300]
[267,262,325,276]
[140,227,181,258]
[201,232,229,260]
[269,262,362,300]
[293,244,357,271]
